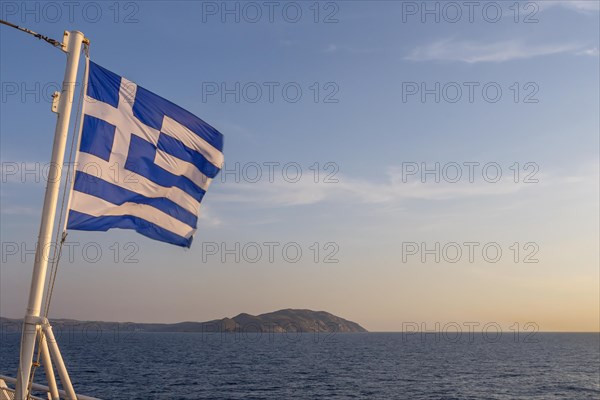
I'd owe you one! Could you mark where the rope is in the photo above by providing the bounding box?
[0,19,63,49]
[26,329,45,399]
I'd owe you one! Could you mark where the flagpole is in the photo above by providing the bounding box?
[15,30,85,400]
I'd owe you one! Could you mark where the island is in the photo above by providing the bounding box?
[0,309,367,334]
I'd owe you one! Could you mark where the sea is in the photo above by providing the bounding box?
[1,329,599,399]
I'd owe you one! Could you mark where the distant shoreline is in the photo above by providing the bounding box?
[1,316,598,334]
[0,308,368,333]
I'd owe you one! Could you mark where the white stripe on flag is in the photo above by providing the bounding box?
[75,152,201,215]
[70,191,195,238]
[154,150,213,191]
[161,115,224,168]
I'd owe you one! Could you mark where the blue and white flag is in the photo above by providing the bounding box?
[67,61,224,248]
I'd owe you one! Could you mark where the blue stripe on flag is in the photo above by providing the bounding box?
[157,133,221,179]
[133,85,224,152]
[73,172,198,228]
[67,210,192,248]
[125,135,207,201]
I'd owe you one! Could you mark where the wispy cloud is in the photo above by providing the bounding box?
[213,167,535,208]
[198,205,222,227]
[323,44,382,54]
[576,47,600,57]
[324,44,338,53]
[539,1,600,13]
[405,39,584,63]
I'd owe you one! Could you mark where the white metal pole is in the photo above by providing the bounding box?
[39,331,60,400]
[42,324,77,400]
[14,30,85,400]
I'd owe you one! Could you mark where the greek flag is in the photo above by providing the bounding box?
[67,61,224,248]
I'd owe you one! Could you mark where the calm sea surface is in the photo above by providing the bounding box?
[1,331,599,399]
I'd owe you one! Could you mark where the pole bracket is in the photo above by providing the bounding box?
[51,92,60,113]
[61,31,69,52]
[23,315,44,326]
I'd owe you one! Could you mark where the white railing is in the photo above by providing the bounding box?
[0,383,45,400]
[0,376,101,400]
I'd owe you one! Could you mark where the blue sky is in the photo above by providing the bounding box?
[1,1,599,331]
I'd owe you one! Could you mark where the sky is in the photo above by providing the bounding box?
[0,1,598,332]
